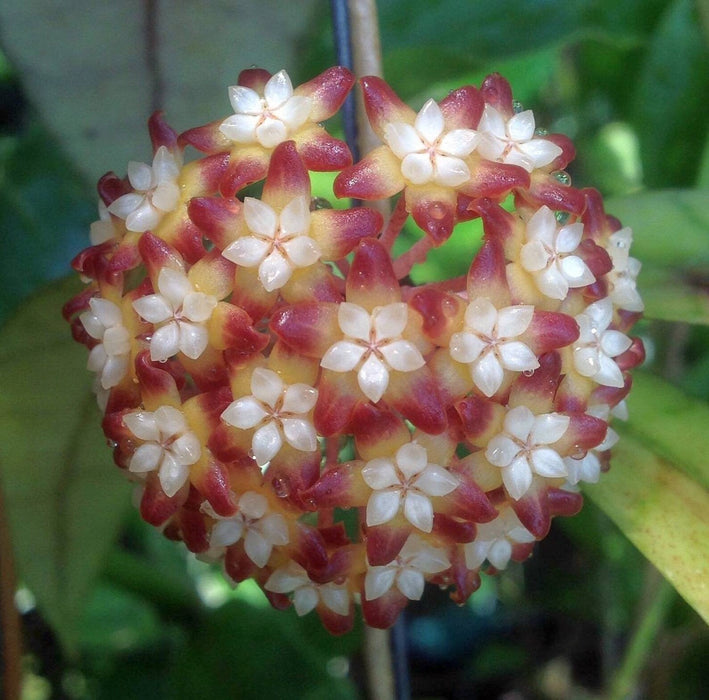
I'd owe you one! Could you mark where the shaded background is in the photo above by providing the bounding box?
[0,1,708,698]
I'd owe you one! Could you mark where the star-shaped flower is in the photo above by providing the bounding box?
[221,367,318,468]
[604,227,644,312]
[361,441,459,532]
[123,405,201,497]
[519,206,595,300]
[80,297,131,390]
[132,267,218,362]
[202,490,289,567]
[107,146,182,232]
[383,99,479,187]
[476,104,562,172]
[265,560,350,617]
[222,195,320,292]
[321,301,425,405]
[485,405,570,500]
[364,534,451,601]
[572,297,632,387]
[463,505,535,570]
[449,298,539,397]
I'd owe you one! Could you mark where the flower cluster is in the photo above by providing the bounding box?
[65,67,644,633]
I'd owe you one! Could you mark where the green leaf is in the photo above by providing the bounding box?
[606,189,709,324]
[631,0,709,186]
[624,372,709,491]
[0,277,130,651]
[0,0,321,184]
[584,435,709,625]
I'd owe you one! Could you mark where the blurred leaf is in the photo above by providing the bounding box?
[584,435,709,625]
[0,124,94,324]
[624,372,709,491]
[169,600,360,700]
[0,276,130,651]
[638,264,709,325]
[0,0,321,184]
[631,0,709,186]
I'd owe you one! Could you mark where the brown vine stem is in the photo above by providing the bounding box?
[0,478,22,700]
[347,2,396,700]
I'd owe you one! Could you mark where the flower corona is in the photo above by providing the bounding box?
[65,66,644,633]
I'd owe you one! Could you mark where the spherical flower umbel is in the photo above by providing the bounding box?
[64,65,645,634]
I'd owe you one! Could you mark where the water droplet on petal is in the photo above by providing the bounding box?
[571,445,586,459]
[534,127,548,136]
[272,476,291,498]
[512,100,524,114]
[522,369,535,378]
[555,211,570,225]
[554,170,571,185]
[106,439,118,448]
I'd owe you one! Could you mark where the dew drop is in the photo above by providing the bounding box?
[522,369,535,377]
[303,496,317,511]
[555,211,570,225]
[272,476,291,498]
[106,439,118,449]
[311,197,332,210]
[553,170,571,186]
[512,100,524,114]
[534,127,548,136]
[571,445,586,459]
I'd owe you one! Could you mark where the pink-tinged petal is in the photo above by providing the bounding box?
[296,66,355,121]
[282,264,342,305]
[309,207,383,260]
[261,141,311,207]
[367,489,402,526]
[361,588,408,629]
[386,368,447,435]
[410,288,465,346]
[302,462,368,509]
[138,232,184,284]
[525,311,579,354]
[208,302,269,355]
[406,186,457,245]
[352,403,411,460]
[271,301,340,357]
[365,524,409,566]
[439,85,484,130]
[333,146,405,200]
[294,126,353,172]
[522,172,586,216]
[188,196,242,251]
[134,351,182,410]
[188,249,235,300]
[403,491,434,532]
[219,149,270,197]
[140,472,185,526]
[313,370,360,436]
[466,238,510,304]
[194,459,237,517]
[360,75,416,139]
[179,119,233,154]
[231,267,279,321]
[511,484,552,539]
[346,238,400,309]
[459,157,530,201]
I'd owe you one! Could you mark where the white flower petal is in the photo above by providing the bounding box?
[158,452,190,497]
[222,396,268,429]
[504,406,535,441]
[358,353,390,403]
[258,512,290,546]
[555,223,584,253]
[502,456,533,500]
[272,95,312,131]
[219,113,260,142]
[279,195,311,236]
[177,321,209,360]
[281,383,318,413]
[518,138,563,169]
[413,464,459,497]
[252,421,283,466]
[152,182,180,212]
[210,518,245,548]
[223,236,271,267]
[465,297,497,336]
[497,305,535,338]
[170,433,202,466]
[293,587,320,616]
[129,443,163,473]
[101,354,129,389]
[574,346,601,377]
[244,197,278,238]
[265,562,308,593]
[256,118,288,148]
[401,152,434,185]
[595,354,626,388]
[531,413,570,444]
[438,129,479,157]
[251,368,284,408]
[486,435,520,467]
[450,331,486,364]
[395,442,428,478]
[364,566,397,600]
[282,236,321,267]
[321,340,367,372]
[366,488,402,526]
[384,122,425,159]
[361,458,400,490]
[264,70,293,108]
[536,266,570,300]
[396,568,426,601]
[478,104,507,140]
[380,340,424,372]
[103,325,131,356]
[338,302,371,341]
[259,250,293,291]
[520,240,550,272]
[89,297,123,327]
[472,351,504,397]
[464,540,491,570]
[182,292,217,323]
[560,255,595,287]
[373,303,408,340]
[108,192,144,220]
[434,154,471,187]
[228,85,262,114]
[531,447,567,478]
[282,418,318,452]
[320,585,350,616]
[154,406,186,436]
[487,539,513,570]
[601,330,632,358]
[498,341,539,372]
[132,294,173,324]
[123,411,160,441]
[244,530,273,568]
[87,344,108,373]
[158,268,192,308]
[403,491,434,532]
[507,110,535,141]
[415,99,445,143]
[239,491,269,519]
[127,161,154,191]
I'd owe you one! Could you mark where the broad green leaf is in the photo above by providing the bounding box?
[631,0,709,186]
[0,0,320,184]
[584,435,709,625]
[624,372,709,491]
[638,264,709,325]
[0,277,130,651]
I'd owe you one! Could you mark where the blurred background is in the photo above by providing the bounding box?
[0,1,707,698]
